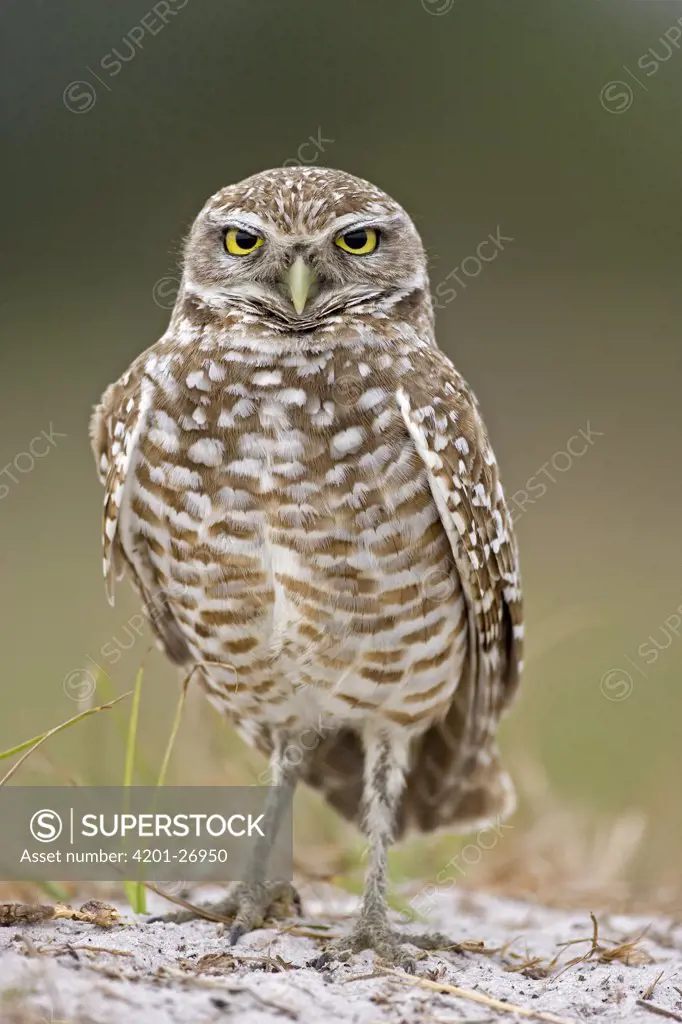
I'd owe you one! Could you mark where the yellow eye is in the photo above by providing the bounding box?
[225,228,264,256]
[335,227,379,255]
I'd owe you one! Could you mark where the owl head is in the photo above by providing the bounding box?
[181,167,429,330]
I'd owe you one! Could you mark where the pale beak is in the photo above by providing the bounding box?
[285,256,316,314]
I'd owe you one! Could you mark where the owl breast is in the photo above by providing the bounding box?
[120,342,468,737]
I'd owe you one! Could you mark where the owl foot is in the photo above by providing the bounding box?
[148,880,302,939]
[312,919,455,971]
[312,922,416,971]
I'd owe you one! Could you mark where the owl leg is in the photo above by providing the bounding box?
[313,730,415,968]
[312,729,457,969]
[149,733,301,931]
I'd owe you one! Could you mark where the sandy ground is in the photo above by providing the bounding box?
[1,885,682,1024]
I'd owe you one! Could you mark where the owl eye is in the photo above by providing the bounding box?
[335,227,379,255]
[225,228,264,256]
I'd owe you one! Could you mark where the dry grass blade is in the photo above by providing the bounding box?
[343,970,386,983]
[0,732,56,763]
[552,911,652,981]
[144,882,232,922]
[635,1001,682,1022]
[279,924,342,940]
[643,971,666,1001]
[156,672,191,787]
[187,950,296,973]
[504,955,547,976]
[552,912,600,981]
[0,692,132,786]
[59,944,133,958]
[379,967,578,1024]
[598,926,653,966]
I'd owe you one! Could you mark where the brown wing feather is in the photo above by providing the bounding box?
[395,348,523,832]
[90,363,192,666]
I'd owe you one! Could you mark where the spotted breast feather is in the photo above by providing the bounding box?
[91,335,522,836]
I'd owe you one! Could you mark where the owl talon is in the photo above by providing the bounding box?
[147,880,301,935]
[398,929,458,952]
[148,906,224,925]
[311,920,423,971]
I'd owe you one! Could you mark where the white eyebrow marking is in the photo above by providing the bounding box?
[206,210,268,234]
[330,211,404,233]
[206,206,405,243]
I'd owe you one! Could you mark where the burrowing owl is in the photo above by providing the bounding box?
[90,167,523,966]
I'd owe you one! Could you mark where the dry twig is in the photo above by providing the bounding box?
[379,966,577,1024]
[0,900,119,928]
[635,1002,682,1023]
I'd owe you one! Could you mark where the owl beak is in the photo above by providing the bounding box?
[285,256,316,314]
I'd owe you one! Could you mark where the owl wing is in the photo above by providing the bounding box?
[396,346,523,701]
[89,357,191,665]
[395,344,523,832]
[89,363,153,603]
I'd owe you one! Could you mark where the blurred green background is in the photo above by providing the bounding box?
[1,1,681,901]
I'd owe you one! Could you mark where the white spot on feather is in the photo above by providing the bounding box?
[331,427,365,457]
[188,438,224,466]
[186,370,210,391]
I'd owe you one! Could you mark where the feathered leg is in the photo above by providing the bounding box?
[313,728,455,969]
[149,732,301,931]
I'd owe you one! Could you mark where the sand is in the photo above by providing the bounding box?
[1,885,681,1023]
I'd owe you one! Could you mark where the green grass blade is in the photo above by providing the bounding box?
[97,671,156,784]
[122,667,147,915]
[123,667,144,790]
[123,879,147,914]
[0,693,133,786]
[0,732,50,762]
[39,881,71,902]
[123,676,189,915]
